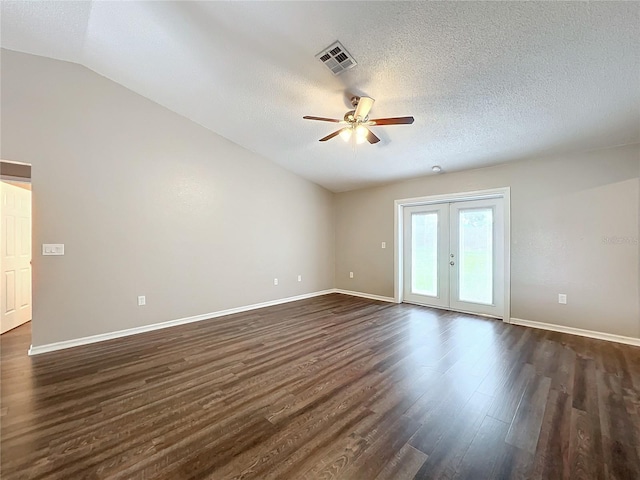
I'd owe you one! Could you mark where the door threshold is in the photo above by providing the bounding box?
[402,300,504,321]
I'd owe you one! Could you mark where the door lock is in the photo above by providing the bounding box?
[450,261,455,266]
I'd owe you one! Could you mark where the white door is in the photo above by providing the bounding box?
[1,181,32,334]
[403,204,450,308]
[403,197,505,318]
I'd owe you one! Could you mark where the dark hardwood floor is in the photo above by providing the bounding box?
[1,294,639,479]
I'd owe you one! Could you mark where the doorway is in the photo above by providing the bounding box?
[1,161,32,334]
[395,189,510,320]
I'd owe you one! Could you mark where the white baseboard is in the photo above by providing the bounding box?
[510,318,640,348]
[333,289,397,303]
[29,293,640,356]
[28,289,335,356]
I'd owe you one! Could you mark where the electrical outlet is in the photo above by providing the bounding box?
[558,294,567,304]
[297,275,302,282]
[349,272,354,278]
[274,278,278,286]
[381,242,386,249]
[138,296,146,306]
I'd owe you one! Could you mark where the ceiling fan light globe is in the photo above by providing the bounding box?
[339,128,352,142]
[355,125,368,138]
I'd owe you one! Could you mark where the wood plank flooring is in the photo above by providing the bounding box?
[1,293,639,479]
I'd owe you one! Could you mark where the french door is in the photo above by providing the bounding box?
[403,197,504,318]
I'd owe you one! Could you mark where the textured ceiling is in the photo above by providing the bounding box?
[2,1,639,192]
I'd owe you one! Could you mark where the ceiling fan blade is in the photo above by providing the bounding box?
[369,116,415,125]
[366,129,380,144]
[354,96,375,120]
[303,116,341,123]
[319,128,345,142]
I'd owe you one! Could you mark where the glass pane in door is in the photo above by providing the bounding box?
[411,213,438,297]
[458,208,493,304]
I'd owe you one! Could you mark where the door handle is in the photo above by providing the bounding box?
[450,261,455,266]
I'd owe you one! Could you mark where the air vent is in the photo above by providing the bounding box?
[315,41,357,76]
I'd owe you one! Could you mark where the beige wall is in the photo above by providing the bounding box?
[2,49,638,347]
[1,50,335,347]
[335,144,640,338]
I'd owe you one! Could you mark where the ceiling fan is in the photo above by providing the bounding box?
[303,96,414,144]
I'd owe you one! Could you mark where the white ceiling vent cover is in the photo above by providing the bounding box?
[315,41,357,75]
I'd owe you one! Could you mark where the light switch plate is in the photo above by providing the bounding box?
[43,244,64,255]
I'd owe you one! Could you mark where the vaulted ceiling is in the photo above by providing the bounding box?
[2,1,639,191]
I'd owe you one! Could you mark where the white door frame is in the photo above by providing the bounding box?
[394,187,511,323]
[1,179,33,334]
